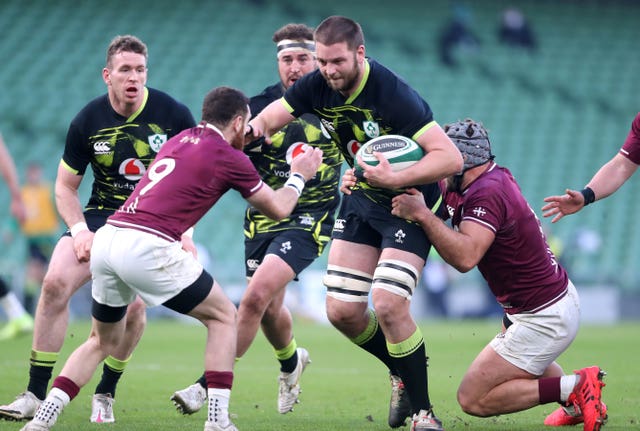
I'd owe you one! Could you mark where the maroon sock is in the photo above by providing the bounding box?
[205,371,233,390]
[538,376,562,404]
[52,376,80,401]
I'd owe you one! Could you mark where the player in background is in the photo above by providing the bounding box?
[390,118,608,431]
[247,15,463,431]
[0,133,33,341]
[543,111,640,221]
[19,85,323,431]
[19,162,61,314]
[0,35,196,423]
[171,23,342,416]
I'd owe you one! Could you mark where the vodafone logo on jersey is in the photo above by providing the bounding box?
[347,140,362,158]
[285,142,311,165]
[119,158,146,181]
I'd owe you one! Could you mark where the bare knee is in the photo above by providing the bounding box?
[326,300,364,334]
[123,298,147,340]
[204,298,237,329]
[125,298,147,324]
[40,272,76,311]
[371,297,398,327]
[457,389,491,417]
[239,286,272,317]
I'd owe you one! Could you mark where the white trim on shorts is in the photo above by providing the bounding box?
[90,224,203,307]
[489,281,580,376]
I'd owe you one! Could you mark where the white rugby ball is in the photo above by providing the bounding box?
[355,135,424,173]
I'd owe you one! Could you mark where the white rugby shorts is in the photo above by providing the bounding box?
[90,224,203,307]
[489,281,580,376]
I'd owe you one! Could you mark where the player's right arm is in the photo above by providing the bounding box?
[246,146,323,220]
[55,161,92,262]
[246,98,295,144]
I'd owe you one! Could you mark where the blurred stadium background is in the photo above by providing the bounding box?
[1,0,639,322]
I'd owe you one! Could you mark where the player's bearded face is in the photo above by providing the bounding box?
[317,42,361,94]
[323,53,359,93]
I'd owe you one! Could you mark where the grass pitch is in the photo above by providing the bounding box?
[0,318,638,431]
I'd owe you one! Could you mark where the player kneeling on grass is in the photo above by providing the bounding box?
[390,119,608,431]
[18,86,322,431]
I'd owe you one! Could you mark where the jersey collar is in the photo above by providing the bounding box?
[344,58,370,105]
[126,87,149,123]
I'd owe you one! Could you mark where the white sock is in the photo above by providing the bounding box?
[0,291,28,320]
[560,374,578,402]
[33,388,70,425]
[207,388,231,425]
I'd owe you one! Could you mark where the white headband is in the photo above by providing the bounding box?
[276,39,315,58]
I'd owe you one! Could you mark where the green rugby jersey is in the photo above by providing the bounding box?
[61,87,195,215]
[244,83,343,236]
[283,58,442,213]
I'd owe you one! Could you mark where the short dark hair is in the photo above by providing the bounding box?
[314,16,364,51]
[273,23,314,43]
[201,86,249,128]
[106,35,148,68]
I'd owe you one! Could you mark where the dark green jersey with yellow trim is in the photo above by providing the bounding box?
[244,83,343,237]
[62,87,195,215]
[283,58,441,211]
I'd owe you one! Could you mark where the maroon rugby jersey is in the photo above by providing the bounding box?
[619,112,640,164]
[108,123,263,241]
[442,163,568,314]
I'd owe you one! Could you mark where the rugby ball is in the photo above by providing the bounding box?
[355,135,424,173]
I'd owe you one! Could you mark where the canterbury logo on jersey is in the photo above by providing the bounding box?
[246,259,260,270]
[333,219,346,232]
[320,118,335,132]
[93,141,112,154]
[298,215,314,226]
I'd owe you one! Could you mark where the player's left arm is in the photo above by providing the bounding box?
[543,153,638,222]
[392,188,493,272]
[586,152,638,200]
[409,124,463,185]
[363,125,462,190]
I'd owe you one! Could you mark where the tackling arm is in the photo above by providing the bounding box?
[392,188,493,272]
[246,145,323,220]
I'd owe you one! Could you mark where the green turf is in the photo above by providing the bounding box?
[0,318,638,430]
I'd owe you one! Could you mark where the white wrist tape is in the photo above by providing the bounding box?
[70,222,89,238]
[183,227,194,238]
[284,172,306,197]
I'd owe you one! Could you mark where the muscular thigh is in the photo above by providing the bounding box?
[44,236,92,294]
[489,283,579,376]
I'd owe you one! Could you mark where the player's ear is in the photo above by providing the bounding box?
[233,115,245,135]
[102,68,111,85]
